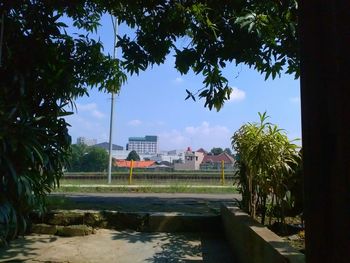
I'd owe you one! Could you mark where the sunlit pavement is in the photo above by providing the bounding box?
[0,229,235,263]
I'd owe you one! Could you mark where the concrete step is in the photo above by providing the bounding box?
[30,210,222,233]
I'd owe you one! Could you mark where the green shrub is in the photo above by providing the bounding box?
[232,112,302,224]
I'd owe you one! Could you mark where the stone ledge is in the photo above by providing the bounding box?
[56,224,94,236]
[221,205,305,263]
[30,210,220,233]
[31,223,58,235]
[31,223,94,237]
[145,212,221,232]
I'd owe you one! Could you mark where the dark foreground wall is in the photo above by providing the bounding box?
[299,1,350,262]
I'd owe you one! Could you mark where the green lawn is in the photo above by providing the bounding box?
[55,184,238,194]
[59,178,235,186]
[57,172,238,194]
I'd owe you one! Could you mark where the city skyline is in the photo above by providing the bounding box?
[75,135,226,153]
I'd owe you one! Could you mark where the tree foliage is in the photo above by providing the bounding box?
[68,144,88,172]
[67,144,108,172]
[224,148,233,156]
[232,112,302,225]
[112,0,299,110]
[0,0,299,242]
[210,147,224,155]
[80,147,109,172]
[0,1,125,242]
[126,150,141,161]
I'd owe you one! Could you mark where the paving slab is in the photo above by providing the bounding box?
[0,229,235,263]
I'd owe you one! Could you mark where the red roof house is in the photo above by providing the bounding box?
[200,152,235,170]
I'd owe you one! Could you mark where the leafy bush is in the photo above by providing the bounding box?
[232,112,302,224]
[66,144,109,172]
[126,150,141,161]
[80,147,109,172]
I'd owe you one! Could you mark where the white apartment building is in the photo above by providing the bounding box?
[76,137,97,146]
[126,135,158,155]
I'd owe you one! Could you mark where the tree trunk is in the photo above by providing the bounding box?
[260,194,267,225]
[299,1,350,262]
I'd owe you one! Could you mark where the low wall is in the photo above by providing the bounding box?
[221,205,305,263]
[30,210,221,233]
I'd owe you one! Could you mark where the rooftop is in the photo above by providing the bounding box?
[129,135,158,142]
[202,152,235,164]
[94,142,123,150]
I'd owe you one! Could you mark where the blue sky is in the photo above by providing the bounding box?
[65,14,301,151]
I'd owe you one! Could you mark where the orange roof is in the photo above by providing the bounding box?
[114,160,155,168]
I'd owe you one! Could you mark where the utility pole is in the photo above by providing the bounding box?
[107,16,118,184]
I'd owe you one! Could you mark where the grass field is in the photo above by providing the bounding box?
[55,184,238,194]
[57,171,239,194]
[62,171,237,185]
[60,178,236,186]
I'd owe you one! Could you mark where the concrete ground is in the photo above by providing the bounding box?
[1,193,240,262]
[0,229,235,263]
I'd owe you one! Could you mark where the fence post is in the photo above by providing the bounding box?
[129,160,134,185]
[221,160,225,185]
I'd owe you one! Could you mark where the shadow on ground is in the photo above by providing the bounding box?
[0,235,58,262]
[111,231,234,263]
[0,230,234,263]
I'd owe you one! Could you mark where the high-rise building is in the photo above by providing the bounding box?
[76,137,97,146]
[126,135,158,155]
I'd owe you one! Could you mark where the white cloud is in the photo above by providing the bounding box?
[92,110,105,119]
[174,77,184,83]
[159,122,231,150]
[227,87,246,102]
[76,103,105,119]
[185,122,230,138]
[147,120,165,127]
[159,130,191,150]
[155,121,165,126]
[64,115,106,143]
[76,103,95,111]
[289,97,300,104]
[128,119,142,126]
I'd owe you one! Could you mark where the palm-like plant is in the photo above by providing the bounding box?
[232,112,301,224]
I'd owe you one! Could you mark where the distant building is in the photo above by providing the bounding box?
[149,149,185,163]
[94,142,123,151]
[112,150,131,160]
[172,147,236,171]
[126,135,158,155]
[200,152,235,170]
[147,162,173,172]
[76,137,97,146]
[174,147,205,171]
[196,148,208,155]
